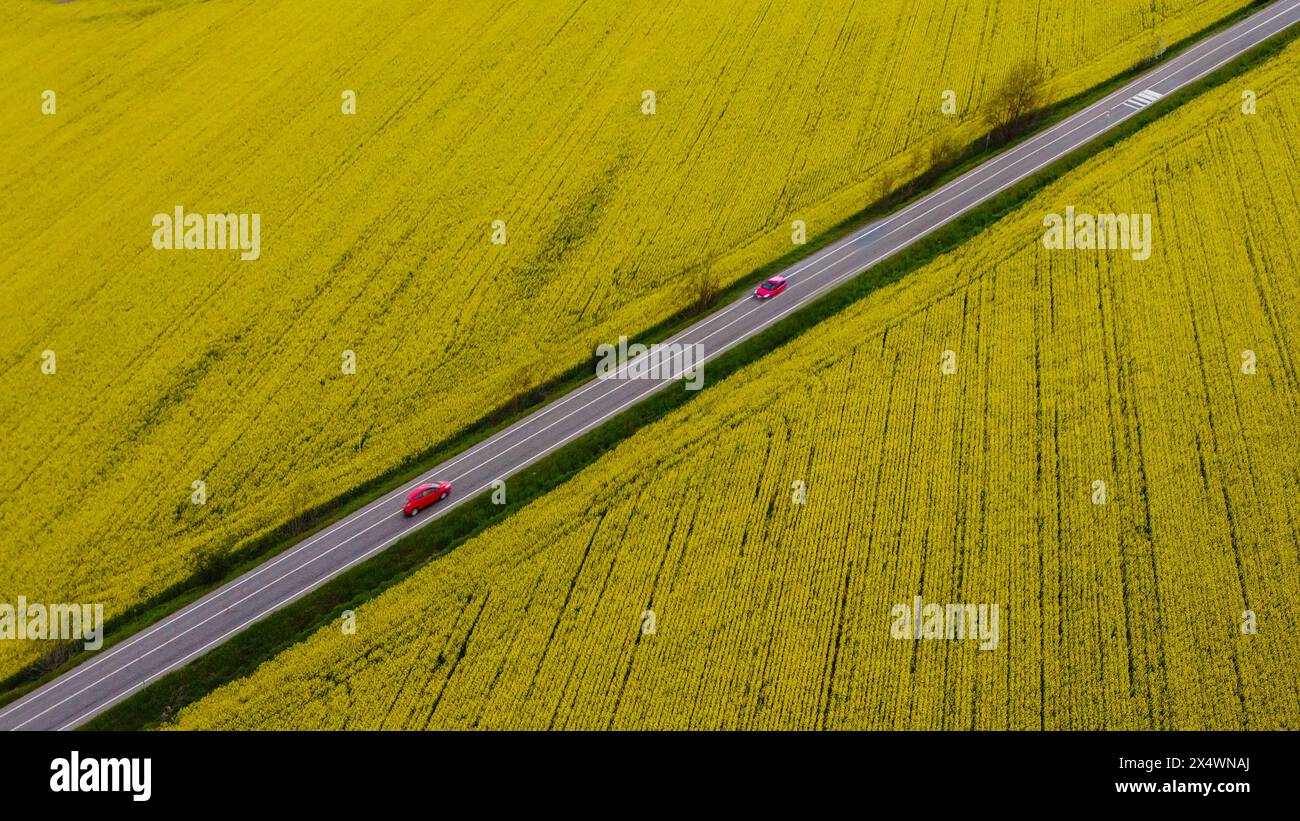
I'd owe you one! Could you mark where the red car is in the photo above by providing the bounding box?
[754,275,788,299]
[402,481,451,516]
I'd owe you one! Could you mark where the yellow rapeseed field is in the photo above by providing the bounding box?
[172,36,1300,730]
[0,0,1253,679]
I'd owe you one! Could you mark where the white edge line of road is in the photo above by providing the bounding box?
[6,0,1297,730]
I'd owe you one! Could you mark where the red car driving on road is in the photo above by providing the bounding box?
[754,275,787,299]
[403,481,451,516]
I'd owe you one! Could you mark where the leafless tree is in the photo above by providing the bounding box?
[982,61,1048,145]
[688,267,720,314]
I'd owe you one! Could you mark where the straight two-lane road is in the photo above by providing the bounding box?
[4,0,1298,731]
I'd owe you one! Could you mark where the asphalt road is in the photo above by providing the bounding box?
[4,0,1298,731]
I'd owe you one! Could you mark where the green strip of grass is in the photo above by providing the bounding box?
[78,15,1300,730]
